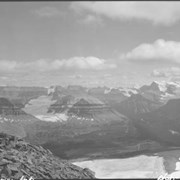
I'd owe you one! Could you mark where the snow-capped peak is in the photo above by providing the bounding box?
[118,87,138,97]
[152,81,167,92]
[166,81,180,88]
[48,86,56,95]
[153,80,180,92]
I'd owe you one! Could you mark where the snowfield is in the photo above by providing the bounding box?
[73,155,166,178]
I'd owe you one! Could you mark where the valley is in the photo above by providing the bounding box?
[1,81,180,178]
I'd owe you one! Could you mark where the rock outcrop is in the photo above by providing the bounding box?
[0,133,95,179]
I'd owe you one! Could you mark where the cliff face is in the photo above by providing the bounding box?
[0,133,95,179]
[0,97,26,116]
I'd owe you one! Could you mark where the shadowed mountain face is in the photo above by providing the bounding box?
[114,94,163,119]
[0,97,25,115]
[140,82,161,92]
[108,83,180,147]
[0,98,40,138]
[0,133,95,179]
[0,86,47,108]
[139,82,165,103]
[132,98,180,146]
[113,81,180,119]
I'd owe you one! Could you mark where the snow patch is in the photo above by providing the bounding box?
[36,113,68,122]
[169,130,180,135]
[118,87,138,97]
[104,88,112,94]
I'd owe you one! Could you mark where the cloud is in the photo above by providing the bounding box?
[68,74,82,79]
[151,67,180,78]
[0,60,18,72]
[33,6,64,18]
[71,2,180,26]
[0,57,116,73]
[38,57,116,71]
[120,39,180,63]
[0,76,9,80]
[79,14,103,25]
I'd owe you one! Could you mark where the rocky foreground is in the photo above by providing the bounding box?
[0,133,95,179]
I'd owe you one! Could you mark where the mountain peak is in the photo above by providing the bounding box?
[140,81,165,93]
[150,81,161,91]
[74,98,91,106]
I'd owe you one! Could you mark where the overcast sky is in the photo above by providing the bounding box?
[1,1,180,87]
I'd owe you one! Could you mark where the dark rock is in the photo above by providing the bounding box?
[0,133,95,179]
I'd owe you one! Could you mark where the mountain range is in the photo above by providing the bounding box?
[1,81,180,160]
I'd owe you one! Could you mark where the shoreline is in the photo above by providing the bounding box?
[70,146,180,163]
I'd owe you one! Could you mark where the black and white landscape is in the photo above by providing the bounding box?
[1,1,180,179]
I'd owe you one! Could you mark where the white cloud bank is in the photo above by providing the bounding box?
[0,56,116,73]
[120,39,180,63]
[151,67,180,78]
[71,2,180,26]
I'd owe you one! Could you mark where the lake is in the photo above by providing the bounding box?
[73,150,180,178]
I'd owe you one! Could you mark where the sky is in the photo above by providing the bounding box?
[1,1,180,87]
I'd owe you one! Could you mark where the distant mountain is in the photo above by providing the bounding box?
[48,85,65,98]
[47,94,128,125]
[0,97,40,138]
[67,85,88,94]
[22,92,139,159]
[118,87,139,97]
[67,97,124,123]
[114,94,162,118]
[3,83,180,159]
[0,133,95,179]
[88,87,128,105]
[0,86,47,108]
[134,98,180,146]
[140,81,162,92]
[48,95,75,113]
[49,85,88,100]
[88,86,110,95]
[166,81,180,95]
[48,85,136,109]
[139,81,180,103]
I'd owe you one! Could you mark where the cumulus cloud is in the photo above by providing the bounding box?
[0,57,116,73]
[33,6,64,18]
[0,60,18,72]
[71,2,180,26]
[41,57,116,70]
[151,67,180,78]
[120,39,180,63]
